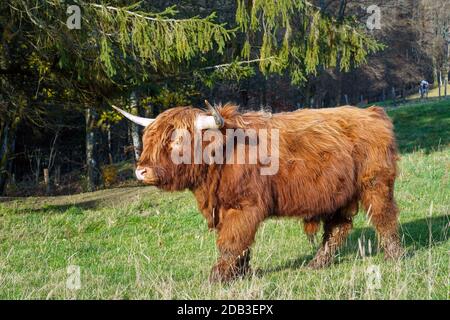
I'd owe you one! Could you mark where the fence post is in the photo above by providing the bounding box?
[344,94,349,105]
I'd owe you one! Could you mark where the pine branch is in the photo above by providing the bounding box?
[88,3,225,27]
[201,57,278,70]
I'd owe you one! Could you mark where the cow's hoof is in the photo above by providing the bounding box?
[308,259,327,269]
[307,252,332,269]
[384,242,405,261]
[209,264,235,283]
[209,260,250,283]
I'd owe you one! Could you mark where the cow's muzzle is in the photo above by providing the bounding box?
[135,167,159,185]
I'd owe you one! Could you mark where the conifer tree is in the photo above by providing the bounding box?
[1,0,232,192]
[234,0,383,84]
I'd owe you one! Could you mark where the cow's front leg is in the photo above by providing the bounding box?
[209,207,263,283]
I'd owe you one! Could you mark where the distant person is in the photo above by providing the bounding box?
[420,80,429,99]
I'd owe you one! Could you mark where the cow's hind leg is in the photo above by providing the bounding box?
[361,174,403,260]
[209,207,263,283]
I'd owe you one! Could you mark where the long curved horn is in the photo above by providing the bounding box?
[112,105,155,127]
[195,100,224,130]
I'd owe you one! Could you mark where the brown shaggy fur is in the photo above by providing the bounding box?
[137,104,404,282]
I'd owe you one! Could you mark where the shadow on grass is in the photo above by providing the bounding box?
[11,198,102,213]
[33,201,99,214]
[0,185,152,213]
[0,201,98,215]
[259,215,449,276]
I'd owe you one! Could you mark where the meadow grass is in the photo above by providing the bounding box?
[0,101,448,299]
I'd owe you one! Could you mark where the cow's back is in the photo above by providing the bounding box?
[263,106,396,217]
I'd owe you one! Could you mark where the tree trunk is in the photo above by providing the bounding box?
[445,78,448,98]
[259,78,267,109]
[334,2,346,107]
[55,165,61,186]
[35,151,41,185]
[304,82,311,107]
[44,168,50,194]
[0,120,18,196]
[392,87,397,105]
[338,0,347,20]
[438,70,442,98]
[107,125,113,164]
[335,70,342,106]
[130,91,142,163]
[86,107,101,192]
[0,123,10,195]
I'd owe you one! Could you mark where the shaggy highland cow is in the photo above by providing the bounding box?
[113,101,403,282]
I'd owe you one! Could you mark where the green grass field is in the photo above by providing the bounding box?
[0,100,449,299]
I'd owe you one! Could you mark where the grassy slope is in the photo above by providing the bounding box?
[0,101,449,299]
